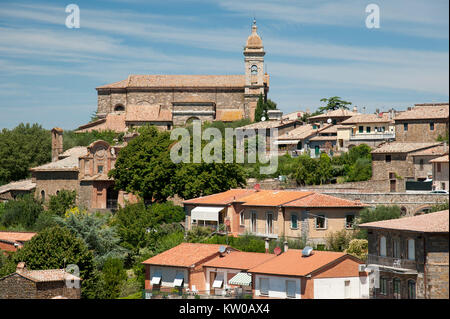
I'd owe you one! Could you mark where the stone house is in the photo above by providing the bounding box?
[0,179,35,202]
[359,209,449,299]
[394,103,449,143]
[370,142,445,192]
[77,21,269,132]
[0,262,81,299]
[0,231,36,254]
[183,189,366,246]
[430,155,449,191]
[307,108,360,126]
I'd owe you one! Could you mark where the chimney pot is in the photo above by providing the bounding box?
[16,262,26,273]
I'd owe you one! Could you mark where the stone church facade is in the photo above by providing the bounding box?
[77,21,269,132]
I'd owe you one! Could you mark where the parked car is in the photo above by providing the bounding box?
[430,190,449,194]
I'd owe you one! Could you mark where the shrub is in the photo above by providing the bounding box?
[325,229,355,252]
[345,239,368,261]
[47,190,76,216]
[0,194,44,230]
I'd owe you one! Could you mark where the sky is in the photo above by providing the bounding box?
[0,0,448,130]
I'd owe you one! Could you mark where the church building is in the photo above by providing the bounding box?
[77,20,269,132]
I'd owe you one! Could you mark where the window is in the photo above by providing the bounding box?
[114,104,125,112]
[344,280,351,299]
[386,155,391,163]
[251,212,257,233]
[291,214,298,229]
[366,126,371,133]
[40,190,45,201]
[408,280,416,299]
[260,278,269,296]
[167,124,172,130]
[441,182,446,190]
[393,278,401,299]
[393,238,401,258]
[251,65,258,75]
[359,126,364,133]
[379,236,387,256]
[430,122,434,131]
[266,212,273,234]
[286,280,296,298]
[419,159,424,171]
[315,214,326,229]
[407,239,415,260]
[389,172,395,179]
[404,123,408,131]
[437,163,441,173]
[97,165,104,174]
[345,214,355,229]
[240,212,245,226]
[380,277,387,295]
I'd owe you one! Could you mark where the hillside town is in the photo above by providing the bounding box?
[0,9,448,302]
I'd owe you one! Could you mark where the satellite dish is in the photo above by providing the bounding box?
[327,118,332,124]
[219,245,226,254]
[261,116,266,121]
[273,247,282,256]
[302,246,313,257]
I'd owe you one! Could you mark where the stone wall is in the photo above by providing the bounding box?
[395,120,448,143]
[32,171,79,202]
[424,234,449,299]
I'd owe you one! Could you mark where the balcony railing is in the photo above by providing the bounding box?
[349,133,395,141]
[367,254,418,272]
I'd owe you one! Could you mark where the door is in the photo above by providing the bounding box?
[390,179,396,192]
[315,146,320,157]
[266,213,273,234]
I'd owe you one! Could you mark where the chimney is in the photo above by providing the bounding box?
[51,127,63,162]
[16,262,26,273]
[353,106,357,112]
[265,237,270,253]
[267,109,283,121]
[283,241,288,252]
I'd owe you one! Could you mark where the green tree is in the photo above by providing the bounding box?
[97,258,127,299]
[318,153,333,184]
[13,226,99,298]
[346,157,372,182]
[429,201,449,213]
[62,130,124,151]
[292,155,319,185]
[355,205,402,239]
[0,250,16,277]
[0,123,51,185]
[254,94,277,122]
[47,190,77,216]
[325,229,355,251]
[345,239,368,261]
[319,96,352,113]
[0,194,44,230]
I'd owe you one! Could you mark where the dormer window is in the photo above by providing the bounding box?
[251,65,258,75]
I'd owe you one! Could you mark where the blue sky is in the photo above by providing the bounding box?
[0,0,448,130]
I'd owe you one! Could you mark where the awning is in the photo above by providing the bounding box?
[228,272,252,286]
[151,272,162,285]
[191,206,224,222]
[274,140,299,145]
[212,273,224,288]
[174,272,184,287]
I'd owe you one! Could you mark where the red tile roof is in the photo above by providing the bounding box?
[15,269,81,282]
[125,104,172,122]
[359,210,449,233]
[248,250,357,277]
[283,193,366,208]
[203,251,276,270]
[239,190,313,207]
[395,104,449,121]
[183,189,256,205]
[142,243,232,267]
[0,231,36,244]
[430,155,449,163]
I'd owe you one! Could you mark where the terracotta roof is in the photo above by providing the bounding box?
[430,155,449,163]
[215,109,244,122]
[283,193,366,208]
[248,250,356,277]
[76,113,128,133]
[309,135,337,141]
[277,124,323,140]
[395,104,449,121]
[282,111,305,121]
[125,104,172,122]
[317,125,338,134]
[142,243,231,267]
[0,179,35,195]
[239,190,313,207]
[97,75,246,89]
[183,189,256,205]
[409,145,447,157]
[0,231,36,243]
[371,142,441,154]
[15,269,81,282]
[308,109,360,120]
[30,147,87,171]
[359,210,449,233]
[341,113,393,124]
[203,251,276,270]
[236,119,297,130]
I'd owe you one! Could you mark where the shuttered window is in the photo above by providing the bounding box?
[260,278,269,295]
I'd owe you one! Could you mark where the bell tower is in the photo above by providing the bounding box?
[244,19,268,121]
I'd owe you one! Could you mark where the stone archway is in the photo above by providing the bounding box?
[413,204,433,216]
[185,117,201,125]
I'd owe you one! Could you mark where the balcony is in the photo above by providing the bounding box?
[349,132,395,141]
[367,254,418,274]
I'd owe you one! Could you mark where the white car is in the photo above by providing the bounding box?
[430,190,449,194]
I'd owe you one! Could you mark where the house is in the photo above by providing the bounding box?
[0,179,36,202]
[371,142,445,192]
[0,262,81,299]
[394,103,449,143]
[248,248,369,299]
[142,243,238,295]
[358,209,449,299]
[30,128,138,211]
[307,108,360,126]
[77,20,269,131]
[184,189,366,246]
[282,111,305,122]
[337,112,395,152]
[307,124,338,158]
[430,154,449,191]
[0,231,36,253]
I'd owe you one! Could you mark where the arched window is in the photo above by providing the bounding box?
[251,65,258,75]
[379,236,386,256]
[408,280,416,299]
[407,239,415,260]
[400,206,407,216]
[40,190,45,201]
[393,278,401,299]
[114,104,125,112]
[393,238,401,258]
